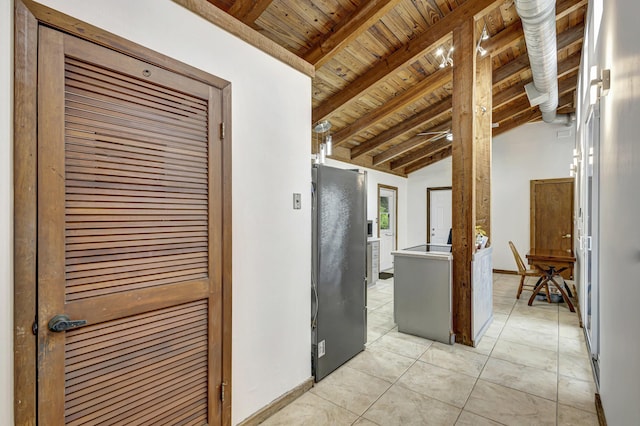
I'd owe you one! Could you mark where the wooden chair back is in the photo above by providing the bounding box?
[508,241,527,275]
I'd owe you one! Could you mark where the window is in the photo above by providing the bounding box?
[380,197,390,230]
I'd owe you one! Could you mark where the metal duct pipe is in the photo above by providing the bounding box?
[515,0,574,125]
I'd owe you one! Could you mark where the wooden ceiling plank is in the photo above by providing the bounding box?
[332,67,452,146]
[303,0,403,68]
[228,0,273,23]
[328,145,407,177]
[556,0,588,20]
[484,2,582,59]
[350,96,452,159]
[403,145,453,174]
[493,108,541,136]
[390,138,451,170]
[373,120,452,165]
[483,21,523,57]
[492,21,583,86]
[494,75,577,123]
[556,21,585,51]
[172,0,315,77]
[493,90,574,136]
[493,50,580,108]
[312,0,501,123]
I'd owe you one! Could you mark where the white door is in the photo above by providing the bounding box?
[428,188,452,244]
[581,102,600,384]
[378,186,397,271]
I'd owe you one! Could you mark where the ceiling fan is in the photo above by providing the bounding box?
[417,122,500,142]
[417,129,453,142]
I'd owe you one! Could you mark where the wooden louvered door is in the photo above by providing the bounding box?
[37,26,224,425]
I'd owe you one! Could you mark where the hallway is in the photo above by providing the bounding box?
[262,274,597,425]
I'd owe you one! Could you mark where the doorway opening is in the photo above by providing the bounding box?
[426,187,452,245]
[377,184,398,272]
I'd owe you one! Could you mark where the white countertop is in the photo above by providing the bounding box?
[391,249,452,260]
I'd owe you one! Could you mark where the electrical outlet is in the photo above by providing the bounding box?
[318,340,325,357]
[293,193,302,209]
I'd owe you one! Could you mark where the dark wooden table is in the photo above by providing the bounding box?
[526,248,576,312]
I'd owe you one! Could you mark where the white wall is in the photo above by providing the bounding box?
[405,123,573,269]
[406,157,452,247]
[1,0,14,423]
[579,0,640,422]
[326,159,408,249]
[492,122,574,270]
[9,1,312,423]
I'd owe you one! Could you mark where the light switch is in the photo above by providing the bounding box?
[293,193,302,209]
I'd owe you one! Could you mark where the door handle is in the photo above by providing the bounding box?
[561,234,572,239]
[48,315,87,332]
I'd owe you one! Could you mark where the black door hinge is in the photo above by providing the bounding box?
[220,381,226,402]
[32,318,37,335]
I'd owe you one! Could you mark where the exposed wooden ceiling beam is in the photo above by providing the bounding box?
[493,91,574,136]
[355,48,580,164]
[228,0,273,24]
[403,145,453,174]
[557,21,585,51]
[327,145,406,177]
[373,121,452,165]
[312,0,500,123]
[350,97,452,159]
[492,21,584,86]
[390,137,451,170]
[494,76,577,123]
[302,0,402,68]
[173,0,315,76]
[556,0,588,20]
[484,21,523,57]
[493,51,581,108]
[332,67,452,147]
[483,1,583,59]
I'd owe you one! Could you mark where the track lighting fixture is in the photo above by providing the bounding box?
[313,120,332,164]
[436,46,454,68]
[476,24,489,56]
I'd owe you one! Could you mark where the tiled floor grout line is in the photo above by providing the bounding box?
[350,325,430,426]
[266,275,597,425]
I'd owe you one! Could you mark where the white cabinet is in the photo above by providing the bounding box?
[366,239,380,285]
[472,247,493,344]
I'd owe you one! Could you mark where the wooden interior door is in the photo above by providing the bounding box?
[530,177,575,277]
[37,27,224,424]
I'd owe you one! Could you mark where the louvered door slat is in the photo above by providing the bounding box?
[65,356,206,411]
[66,251,206,272]
[37,27,222,424]
[66,91,207,129]
[66,245,206,264]
[66,131,209,164]
[65,71,207,117]
[65,57,208,111]
[65,83,207,123]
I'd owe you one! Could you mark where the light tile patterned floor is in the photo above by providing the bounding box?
[262,274,598,425]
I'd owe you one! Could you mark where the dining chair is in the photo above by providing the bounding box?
[508,241,550,301]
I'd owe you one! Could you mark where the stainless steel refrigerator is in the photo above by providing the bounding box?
[311,164,367,382]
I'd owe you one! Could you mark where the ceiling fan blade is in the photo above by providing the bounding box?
[430,133,448,141]
[417,130,449,136]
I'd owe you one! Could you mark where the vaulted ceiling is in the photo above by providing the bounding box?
[198,0,586,175]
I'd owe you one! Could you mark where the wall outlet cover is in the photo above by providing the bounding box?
[293,193,302,209]
[318,340,325,357]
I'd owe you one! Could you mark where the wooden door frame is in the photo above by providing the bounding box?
[13,1,233,423]
[377,184,398,252]
[426,186,452,243]
[529,177,575,249]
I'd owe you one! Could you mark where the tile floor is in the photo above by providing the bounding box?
[262,273,598,425]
